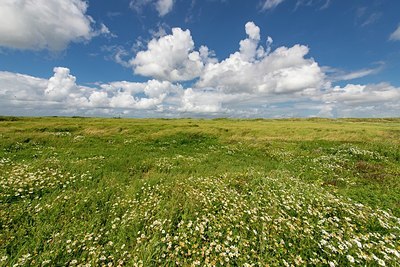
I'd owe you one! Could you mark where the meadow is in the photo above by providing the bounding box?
[0,116,399,266]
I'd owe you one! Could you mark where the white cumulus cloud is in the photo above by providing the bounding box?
[102,79,182,110]
[197,22,326,95]
[130,28,208,82]
[0,0,107,51]
[0,71,47,101]
[0,68,184,115]
[323,83,400,105]
[239,22,264,62]
[88,91,110,108]
[45,67,79,101]
[131,21,325,96]
[179,88,226,114]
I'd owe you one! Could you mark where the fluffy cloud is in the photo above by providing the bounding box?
[310,83,400,117]
[178,88,259,114]
[197,23,326,95]
[239,22,263,62]
[0,68,91,110]
[323,83,400,105]
[0,68,183,115]
[130,28,208,82]
[389,25,400,41]
[102,79,182,109]
[131,21,325,95]
[130,0,174,17]
[45,67,79,101]
[88,92,110,108]
[0,0,108,51]
[179,89,227,114]
[0,71,47,101]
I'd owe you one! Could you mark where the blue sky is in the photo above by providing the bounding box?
[0,0,399,117]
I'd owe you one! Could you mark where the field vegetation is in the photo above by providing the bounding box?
[0,116,399,266]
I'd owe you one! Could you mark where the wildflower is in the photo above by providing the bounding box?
[41,259,51,266]
[347,255,355,263]
[377,259,386,266]
[294,255,304,265]
[354,239,362,249]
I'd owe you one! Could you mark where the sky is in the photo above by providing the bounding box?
[0,0,399,118]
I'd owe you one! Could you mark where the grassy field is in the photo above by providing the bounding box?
[0,116,399,266]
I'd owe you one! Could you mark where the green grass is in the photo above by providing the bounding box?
[0,117,399,266]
